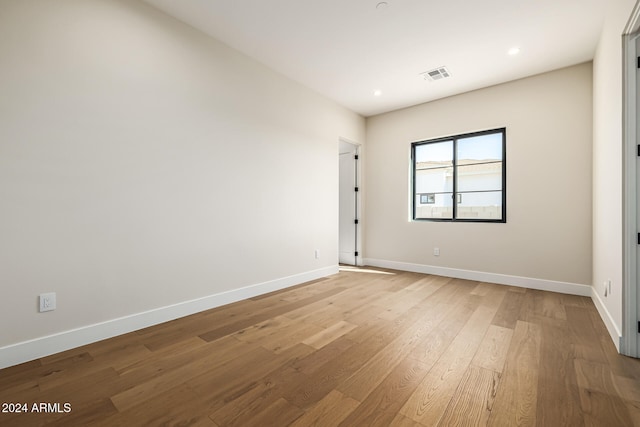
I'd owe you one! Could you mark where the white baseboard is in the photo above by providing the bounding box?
[0,266,338,370]
[590,289,623,352]
[364,258,592,296]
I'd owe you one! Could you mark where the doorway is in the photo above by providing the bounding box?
[339,140,360,266]
[623,29,640,358]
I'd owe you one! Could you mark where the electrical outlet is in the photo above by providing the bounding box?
[433,247,440,256]
[607,279,612,296]
[39,292,56,312]
[315,249,320,259]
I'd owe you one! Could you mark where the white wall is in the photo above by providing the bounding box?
[0,0,364,355]
[365,63,593,287]
[592,0,637,347]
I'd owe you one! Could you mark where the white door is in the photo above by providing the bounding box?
[339,142,358,265]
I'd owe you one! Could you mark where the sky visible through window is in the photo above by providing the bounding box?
[415,133,502,163]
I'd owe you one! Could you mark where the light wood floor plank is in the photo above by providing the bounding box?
[488,320,542,427]
[302,320,358,349]
[290,335,355,375]
[575,358,635,426]
[338,355,432,427]
[389,413,426,427]
[491,290,525,329]
[189,343,313,414]
[535,315,584,426]
[288,389,359,427]
[437,366,500,426]
[471,324,513,373]
[565,305,607,364]
[399,304,499,425]
[209,365,306,427]
[337,302,455,401]
[232,397,303,427]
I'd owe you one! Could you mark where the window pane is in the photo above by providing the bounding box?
[415,140,453,169]
[457,133,502,164]
[456,162,503,192]
[415,192,453,219]
[415,167,453,194]
[456,191,503,220]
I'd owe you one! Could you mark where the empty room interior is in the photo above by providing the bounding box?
[3,0,640,425]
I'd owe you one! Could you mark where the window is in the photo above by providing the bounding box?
[420,193,435,204]
[412,128,506,222]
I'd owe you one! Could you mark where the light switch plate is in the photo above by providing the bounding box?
[39,292,56,312]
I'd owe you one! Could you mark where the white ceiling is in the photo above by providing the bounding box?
[143,0,609,117]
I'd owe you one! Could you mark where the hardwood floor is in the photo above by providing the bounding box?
[1,268,639,426]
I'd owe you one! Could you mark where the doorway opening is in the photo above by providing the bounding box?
[623,23,640,357]
[339,139,361,266]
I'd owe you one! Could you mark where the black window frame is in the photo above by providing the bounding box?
[411,127,506,223]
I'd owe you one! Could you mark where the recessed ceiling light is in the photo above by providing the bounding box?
[374,90,382,97]
[508,47,521,56]
[376,2,389,10]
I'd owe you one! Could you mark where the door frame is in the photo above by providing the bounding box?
[622,4,640,357]
[339,137,363,266]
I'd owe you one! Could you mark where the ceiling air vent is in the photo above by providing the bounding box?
[420,66,451,82]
